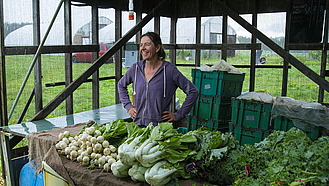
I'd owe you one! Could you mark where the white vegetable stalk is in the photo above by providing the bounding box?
[135,139,165,167]
[128,162,148,182]
[118,135,143,166]
[145,161,177,186]
[111,160,131,178]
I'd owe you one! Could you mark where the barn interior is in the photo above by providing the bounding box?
[0,0,328,185]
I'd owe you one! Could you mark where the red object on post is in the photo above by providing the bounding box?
[129,12,134,20]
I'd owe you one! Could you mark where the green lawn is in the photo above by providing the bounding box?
[4,52,329,125]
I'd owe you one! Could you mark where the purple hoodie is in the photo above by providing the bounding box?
[118,60,199,126]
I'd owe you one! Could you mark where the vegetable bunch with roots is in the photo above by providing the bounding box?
[116,122,197,185]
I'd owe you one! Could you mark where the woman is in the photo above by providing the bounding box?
[118,32,199,127]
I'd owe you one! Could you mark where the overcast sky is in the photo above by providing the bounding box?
[3,0,286,38]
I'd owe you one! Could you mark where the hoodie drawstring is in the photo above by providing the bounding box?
[163,65,166,98]
[133,64,137,95]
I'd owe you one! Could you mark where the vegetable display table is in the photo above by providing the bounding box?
[0,104,131,186]
[29,123,207,186]
[0,104,210,186]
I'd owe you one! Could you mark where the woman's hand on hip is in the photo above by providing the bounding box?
[128,106,137,120]
[161,111,176,122]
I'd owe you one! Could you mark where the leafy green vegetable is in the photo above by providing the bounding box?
[150,122,181,141]
[214,128,329,185]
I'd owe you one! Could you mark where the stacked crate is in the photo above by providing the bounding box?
[230,98,321,145]
[229,98,274,145]
[273,115,320,140]
[188,69,245,132]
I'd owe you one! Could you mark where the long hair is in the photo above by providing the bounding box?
[141,32,166,60]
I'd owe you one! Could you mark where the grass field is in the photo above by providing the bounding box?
[5,51,329,125]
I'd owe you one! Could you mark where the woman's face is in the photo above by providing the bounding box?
[140,36,160,61]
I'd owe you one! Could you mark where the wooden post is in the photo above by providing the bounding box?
[154,14,160,35]
[169,0,177,126]
[195,0,201,67]
[222,15,228,60]
[0,0,7,127]
[136,0,143,62]
[282,0,291,97]
[249,0,257,92]
[0,133,15,186]
[0,0,9,184]
[33,0,42,113]
[318,0,329,102]
[92,1,100,109]
[169,0,177,66]
[64,0,73,114]
[115,1,123,104]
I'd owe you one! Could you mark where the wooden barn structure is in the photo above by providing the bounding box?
[0,0,329,185]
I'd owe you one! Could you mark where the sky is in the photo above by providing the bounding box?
[3,0,287,39]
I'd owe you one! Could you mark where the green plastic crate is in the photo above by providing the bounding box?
[174,127,188,134]
[231,98,274,131]
[191,69,245,97]
[229,123,271,145]
[190,95,232,121]
[273,115,320,139]
[187,115,229,132]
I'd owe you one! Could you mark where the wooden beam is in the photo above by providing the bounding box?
[4,45,98,55]
[6,43,262,55]
[45,76,115,87]
[176,64,291,69]
[215,0,329,93]
[287,43,324,50]
[64,0,73,114]
[17,88,34,124]
[31,0,167,121]
[164,43,261,50]
[233,64,292,69]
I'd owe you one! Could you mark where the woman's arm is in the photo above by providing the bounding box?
[118,65,135,112]
[172,68,199,121]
